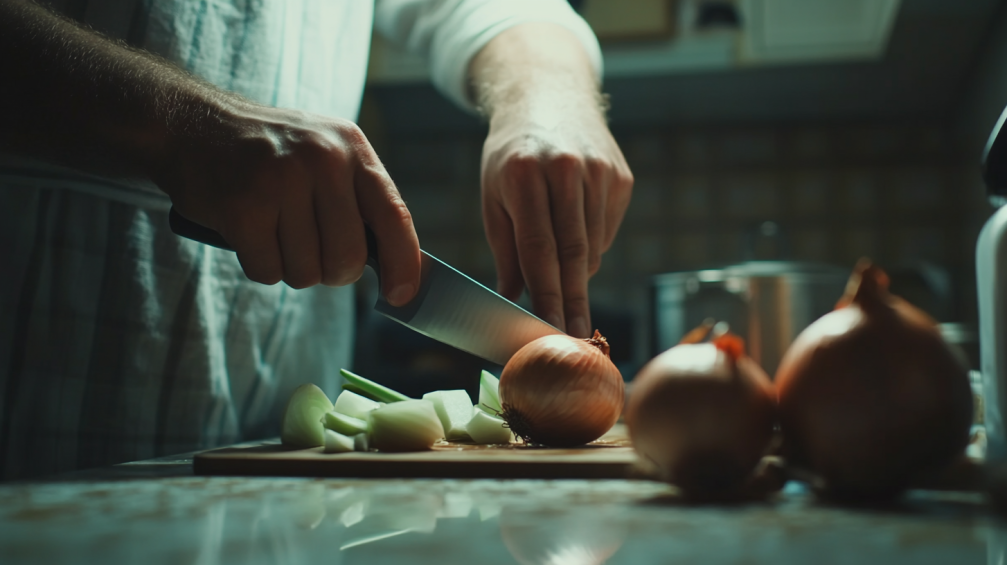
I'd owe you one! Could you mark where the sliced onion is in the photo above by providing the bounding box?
[367,399,445,452]
[323,411,369,436]
[339,368,410,403]
[324,429,355,453]
[281,384,334,448]
[333,390,381,420]
[422,390,474,441]
[478,370,503,415]
[467,409,514,444]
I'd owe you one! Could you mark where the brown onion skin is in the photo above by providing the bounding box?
[626,337,776,497]
[776,262,973,500]
[499,332,624,447]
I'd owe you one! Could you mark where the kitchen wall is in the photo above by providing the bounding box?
[365,116,979,371]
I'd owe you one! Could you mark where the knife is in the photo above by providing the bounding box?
[167,207,563,365]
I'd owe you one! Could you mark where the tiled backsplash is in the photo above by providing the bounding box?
[372,119,992,370]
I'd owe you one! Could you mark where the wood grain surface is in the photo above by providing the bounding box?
[194,426,639,479]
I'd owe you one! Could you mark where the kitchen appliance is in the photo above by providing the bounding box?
[167,208,561,366]
[977,106,1007,462]
[651,260,849,376]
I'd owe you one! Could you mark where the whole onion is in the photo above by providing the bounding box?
[776,261,973,500]
[626,327,776,496]
[499,331,624,447]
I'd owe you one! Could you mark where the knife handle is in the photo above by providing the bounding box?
[168,207,380,272]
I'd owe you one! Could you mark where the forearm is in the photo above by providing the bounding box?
[468,22,606,128]
[0,0,234,180]
[471,21,632,337]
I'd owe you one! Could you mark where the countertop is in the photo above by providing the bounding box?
[0,449,1001,565]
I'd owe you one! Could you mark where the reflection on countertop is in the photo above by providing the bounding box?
[0,471,996,565]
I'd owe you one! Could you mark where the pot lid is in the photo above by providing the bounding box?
[653,260,849,283]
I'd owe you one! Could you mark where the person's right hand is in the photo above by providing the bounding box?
[152,102,421,305]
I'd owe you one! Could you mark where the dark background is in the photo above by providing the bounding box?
[352,0,1007,396]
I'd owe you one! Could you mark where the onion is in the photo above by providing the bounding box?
[281,384,334,448]
[367,399,445,452]
[498,330,624,447]
[625,326,776,497]
[775,261,973,499]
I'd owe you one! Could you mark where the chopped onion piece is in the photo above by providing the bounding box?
[333,390,381,420]
[281,384,334,448]
[467,409,514,444]
[422,390,474,441]
[368,400,444,452]
[340,368,410,403]
[324,429,355,453]
[478,370,502,415]
[353,433,370,452]
[323,411,368,436]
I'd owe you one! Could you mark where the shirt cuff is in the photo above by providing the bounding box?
[378,0,603,113]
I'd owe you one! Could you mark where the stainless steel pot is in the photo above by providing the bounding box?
[651,261,849,376]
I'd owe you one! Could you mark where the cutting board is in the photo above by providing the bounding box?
[194,426,638,479]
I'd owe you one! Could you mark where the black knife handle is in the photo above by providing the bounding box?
[168,207,380,272]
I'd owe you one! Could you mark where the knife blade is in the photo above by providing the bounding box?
[168,208,563,365]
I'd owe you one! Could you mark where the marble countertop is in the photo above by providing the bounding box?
[2,449,1001,565]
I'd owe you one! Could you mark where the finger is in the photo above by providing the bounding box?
[315,156,367,287]
[277,184,323,289]
[546,158,591,338]
[505,157,565,332]
[603,164,634,251]
[355,162,421,307]
[225,203,284,285]
[583,159,609,277]
[482,196,524,301]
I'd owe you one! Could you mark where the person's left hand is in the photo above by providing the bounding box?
[481,105,633,338]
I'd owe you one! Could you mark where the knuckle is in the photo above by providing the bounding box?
[245,266,283,286]
[285,270,322,290]
[502,155,541,184]
[566,294,591,313]
[323,248,368,287]
[519,233,556,258]
[588,253,602,276]
[619,169,636,192]
[338,121,369,148]
[359,163,393,188]
[584,157,608,179]
[380,197,414,227]
[532,290,564,309]
[557,238,589,262]
[548,153,581,177]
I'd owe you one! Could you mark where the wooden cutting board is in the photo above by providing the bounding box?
[194,426,638,479]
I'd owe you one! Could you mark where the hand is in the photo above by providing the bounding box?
[481,106,633,338]
[154,101,421,304]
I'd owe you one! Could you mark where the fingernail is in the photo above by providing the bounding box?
[569,316,589,338]
[388,283,415,306]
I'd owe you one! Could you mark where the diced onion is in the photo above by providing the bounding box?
[324,429,355,453]
[368,400,445,452]
[478,370,502,415]
[281,384,333,448]
[467,409,514,444]
[422,390,474,441]
[333,390,381,420]
[323,411,369,436]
